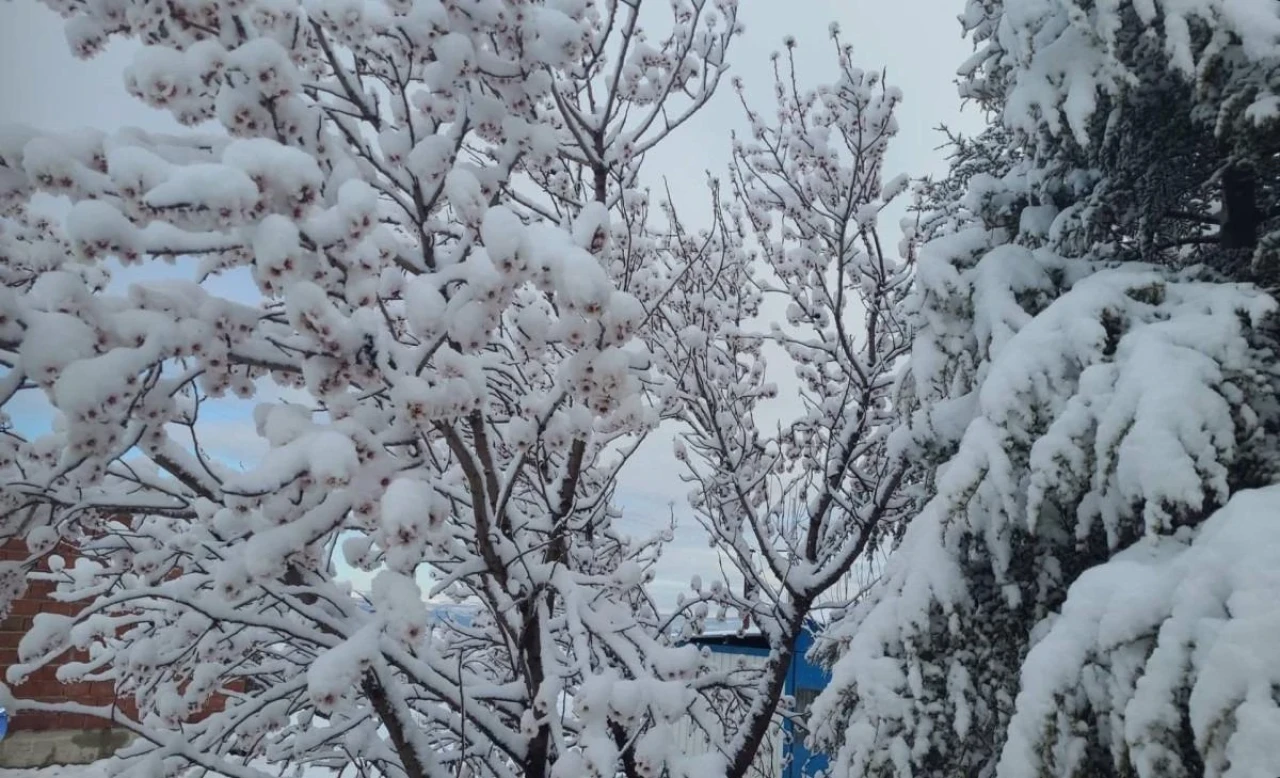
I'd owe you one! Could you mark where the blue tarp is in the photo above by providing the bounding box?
[688,625,831,778]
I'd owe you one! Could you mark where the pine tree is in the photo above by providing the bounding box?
[813,2,1280,777]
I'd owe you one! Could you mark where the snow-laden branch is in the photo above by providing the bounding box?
[650,34,917,778]
[0,2,750,778]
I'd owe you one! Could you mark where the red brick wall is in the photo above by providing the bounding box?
[1,538,129,732]
[2,537,246,736]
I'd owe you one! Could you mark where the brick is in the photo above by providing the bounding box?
[62,682,100,701]
[2,532,214,739]
[13,712,56,732]
[1,615,31,632]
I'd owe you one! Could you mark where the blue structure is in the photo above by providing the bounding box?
[688,625,830,778]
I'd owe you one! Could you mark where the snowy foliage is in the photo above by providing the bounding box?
[978,0,1280,145]
[960,0,1280,275]
[0,1,812,777]
[1000,485,1280,778]
[812,229,1280,778]
[653,34,916,778]
[813,1,1280,777]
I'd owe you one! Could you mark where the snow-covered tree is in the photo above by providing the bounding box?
[963,0,1280,274]
[0,1,760,777]
[812,2,1280,777]
[651,32,916,778]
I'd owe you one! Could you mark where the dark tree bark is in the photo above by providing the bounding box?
[1220,164,1260,252]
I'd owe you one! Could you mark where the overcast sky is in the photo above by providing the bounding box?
[1,0,982,606]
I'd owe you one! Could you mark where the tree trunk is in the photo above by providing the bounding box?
[726,605,812,778]
[1220,164,1259,252]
